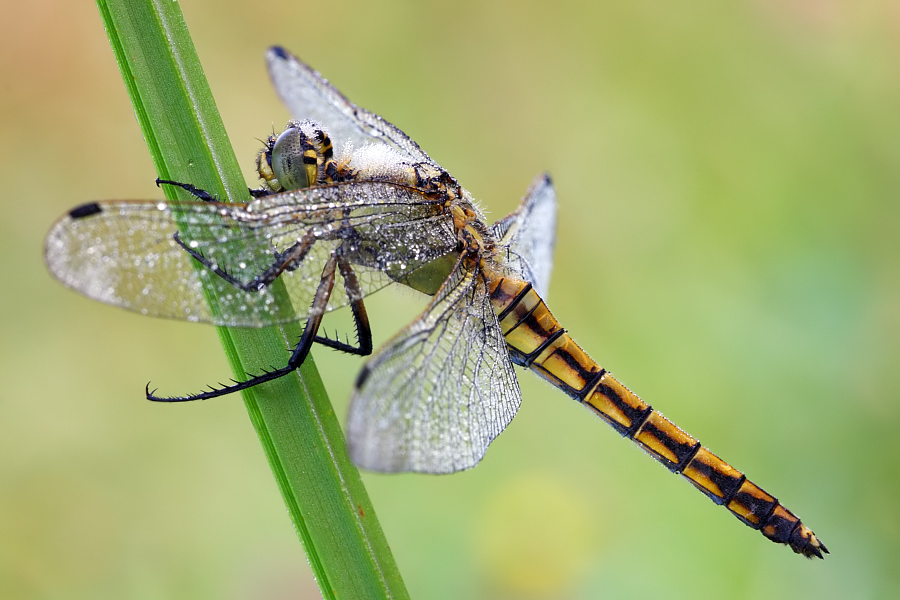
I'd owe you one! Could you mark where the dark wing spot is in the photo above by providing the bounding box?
[355,363,372,389]
[69,202,102,219]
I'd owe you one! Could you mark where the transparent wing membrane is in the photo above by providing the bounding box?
[348,260,521,473]
[266,46,441,169]
[491,173,557,298]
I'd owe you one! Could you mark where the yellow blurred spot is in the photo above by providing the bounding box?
[474,473,599,598]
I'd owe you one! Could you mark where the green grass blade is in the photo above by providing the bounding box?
[93,1,408,597]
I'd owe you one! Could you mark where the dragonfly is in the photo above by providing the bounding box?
[44,46,827,559]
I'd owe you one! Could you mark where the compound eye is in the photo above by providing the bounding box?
[271,127,313,190]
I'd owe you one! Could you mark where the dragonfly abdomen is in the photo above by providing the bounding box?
[488,276,827,559]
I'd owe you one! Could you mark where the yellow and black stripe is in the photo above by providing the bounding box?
[488,276,828,559]
[304,124,339,184]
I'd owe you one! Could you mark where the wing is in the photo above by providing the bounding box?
[347,258,522,473]
[44,182,456,327]
[266,46,440,169]
[491,173,557,298]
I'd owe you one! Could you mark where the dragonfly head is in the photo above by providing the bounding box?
[257,120,337,192]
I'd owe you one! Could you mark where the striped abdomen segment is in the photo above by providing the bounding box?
[488,276,827,559]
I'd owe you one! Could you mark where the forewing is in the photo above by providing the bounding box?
[491,173,557,298]
[255,182,457,313]
[45,200,284,326]
[266,46,439,168]
[347,260,522,473]
[45,182,456,327]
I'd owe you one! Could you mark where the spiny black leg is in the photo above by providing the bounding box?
[158,177,271,201]
[314,253,373,356]
[172,232,247,289]
[147,253,339,402]
[282,255,336,369]
[156,178,216,202]
[146,365,297,402]
[172,230,316,293]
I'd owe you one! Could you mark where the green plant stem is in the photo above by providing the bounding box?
[94,1,408,598]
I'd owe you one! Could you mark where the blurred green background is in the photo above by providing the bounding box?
[2,0,898,598]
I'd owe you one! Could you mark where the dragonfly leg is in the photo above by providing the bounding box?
[172,231,316,292]
[314,252,373,356]
[158,177,277,201]
[146,252,339,402]
[156,178,217,202]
